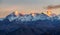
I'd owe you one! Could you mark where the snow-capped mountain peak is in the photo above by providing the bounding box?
[0,11,59,22]
[5,12,50,22]
[6,12,19,22]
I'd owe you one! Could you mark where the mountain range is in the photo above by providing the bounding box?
[2,12,59,22]
[0,12,60,35]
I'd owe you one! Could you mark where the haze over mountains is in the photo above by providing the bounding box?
[4,10,60,21]
[0,10,59,21]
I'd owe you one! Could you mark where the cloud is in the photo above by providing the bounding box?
[47,5,60,9]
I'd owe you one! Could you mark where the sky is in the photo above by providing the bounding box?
[0,0,60,18]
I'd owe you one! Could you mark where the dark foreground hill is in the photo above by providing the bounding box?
[0,19,60,35]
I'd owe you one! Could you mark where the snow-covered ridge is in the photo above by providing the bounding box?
[5,12,55,22]
[0,18,4,21]
[0,12,60,22]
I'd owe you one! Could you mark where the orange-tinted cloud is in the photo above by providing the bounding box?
[47,5,60,9]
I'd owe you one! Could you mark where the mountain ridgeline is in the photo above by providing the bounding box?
[0,12,60,35]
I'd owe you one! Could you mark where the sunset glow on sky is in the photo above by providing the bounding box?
[0,0,60,18]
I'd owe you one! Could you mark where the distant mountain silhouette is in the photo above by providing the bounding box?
[0,12,60,35]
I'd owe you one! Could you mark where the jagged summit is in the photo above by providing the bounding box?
[0,11,58,22]
[14,11,20,16]
[5,11,50,22]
